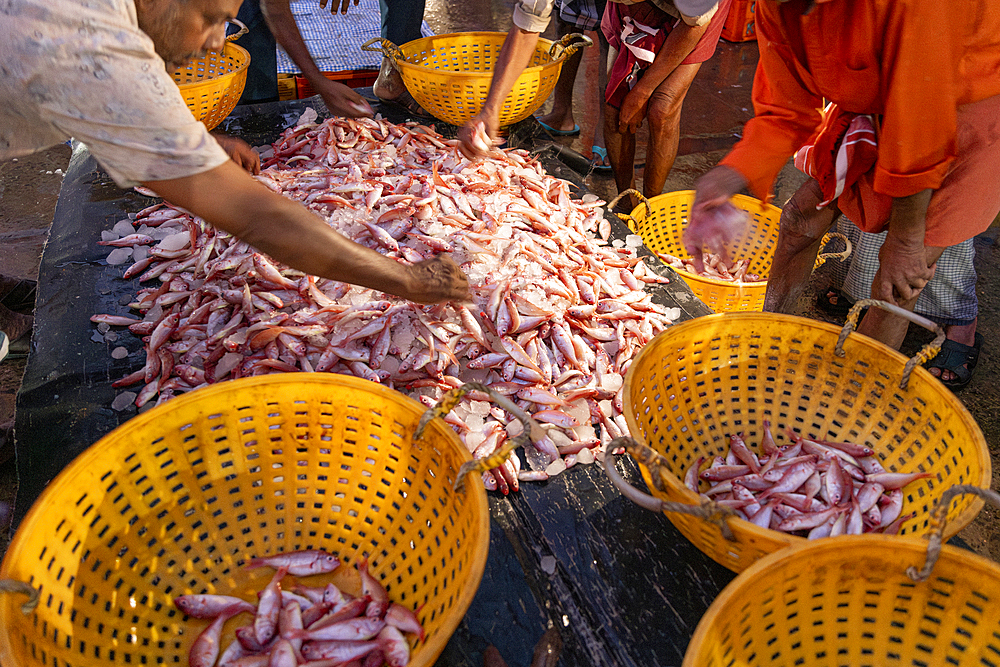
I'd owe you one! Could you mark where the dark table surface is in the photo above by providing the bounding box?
[14,97,734,667]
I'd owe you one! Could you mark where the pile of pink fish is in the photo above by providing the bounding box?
[687,421,929,537]
[657,252,761,283]
[94,115,682,492]
[178,549,422,667]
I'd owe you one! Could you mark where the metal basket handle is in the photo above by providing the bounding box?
[602,436,740,540]
[606,188,649,229]
[361,37,405,63]
[814,231,853,269]
[908,485,1000,582]
[836,299,945,390]
[0,579,40,615]
[548,33,593,61]
[226,18,248,42]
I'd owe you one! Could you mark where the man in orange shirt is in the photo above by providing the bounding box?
[683,0,1000,388]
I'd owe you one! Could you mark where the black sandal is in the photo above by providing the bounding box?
[926,332,983,391]
[815,288,855,317]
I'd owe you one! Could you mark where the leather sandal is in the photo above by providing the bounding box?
[925,332,983,391]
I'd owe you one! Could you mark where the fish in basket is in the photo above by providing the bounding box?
[0,374,490,667]
[683,486,1000,667]
[604,301,991,573]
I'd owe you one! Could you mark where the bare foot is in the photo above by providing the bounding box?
[373,57,427,115]
[928,318,977,383]
[535,109,577,134]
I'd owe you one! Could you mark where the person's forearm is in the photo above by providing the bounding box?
[481,27,540,119]
[260,0,325,84]
[632,21,707,96]
[144,162,412,296]
[887,189,933,245]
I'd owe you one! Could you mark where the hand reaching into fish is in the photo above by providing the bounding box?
[404,255,472,304]
[311,78,374,119]
[684,165,751,272]
[211,133,261,175]
[458,115,500,160]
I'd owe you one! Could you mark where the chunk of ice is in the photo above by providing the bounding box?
[113,219,135,236]
[112,392,136,411]
[106,247,133,265]
[545,458,568,476]
[157,232,190,252]
[110,346,129,359]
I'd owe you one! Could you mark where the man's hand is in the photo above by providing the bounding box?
[314,79,374,118]
[318,0,359,15]
[458,114,499,160]
[618,86,652,134]
[403,255,472,304]
[872,232,936,304]
[684,165,750,271]
[211,133,261,174]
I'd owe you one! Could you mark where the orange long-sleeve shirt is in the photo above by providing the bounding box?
[721,0,1000,204]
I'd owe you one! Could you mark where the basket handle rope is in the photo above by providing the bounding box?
[414,382,551,492]
[226,18,248,42]
[836,299,945,390]
[606,188,649,230]
[814,231,852,268]
[361,38,406,63]
[548,33,594,61]
[602,436,740,541]
[907,484,1000,582]
[0,579,40,615]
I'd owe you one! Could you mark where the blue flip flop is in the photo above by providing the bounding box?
[537,120,581,136]
[591,146,612,172]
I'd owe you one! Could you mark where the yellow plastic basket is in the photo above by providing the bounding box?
[362,32,591,128]
[621,308,991,573]
[171,23,250,131]
[618,189,781,312]
[684,534,1000,666]
[0,374,489,667]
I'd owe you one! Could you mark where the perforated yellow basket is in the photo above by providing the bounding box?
[618,189,781,312]
[362,32,591,128]
[0,374,489,667]
[621,308,990,573]
[171,23,250,131]
[684,534,1000,666]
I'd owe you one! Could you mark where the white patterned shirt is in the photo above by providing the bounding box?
[0,0,229,187]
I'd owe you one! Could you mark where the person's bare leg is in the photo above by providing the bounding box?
[591,31,610,165]
[763,178,841,313]
[603,45,638,206]
[605,102,637,206]
[856,245,946,349]
[537,17,581,133]
[642,62,700,198]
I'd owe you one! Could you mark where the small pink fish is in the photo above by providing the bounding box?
[357,559,389,618]
[290,617,385,642]
[174,594,255,618]
[866,471,934,490]
[378,625,411,667]
[254,566,287,646]
[301,639,380,662]
[385,603,425,640]
[268,639,298,667]
[189,604,245,667]
[90,313,141,326]
[245,550,340,576]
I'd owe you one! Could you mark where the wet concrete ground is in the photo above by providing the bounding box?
[1,0,998,562]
